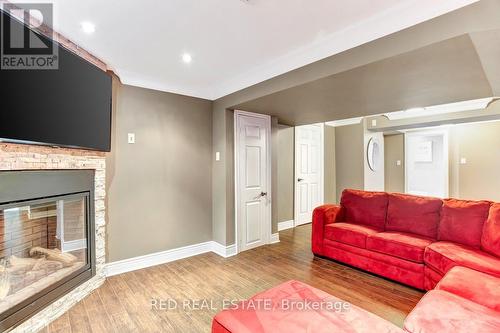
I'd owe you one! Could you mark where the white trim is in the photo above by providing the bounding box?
[106,241,213,277]
[270,233,280,244]
[294,123,325,227]
[106,241,241,277]
[234,110,272,255]
[61,239,87,253]
[211,242,237,258]
[325,117,363,127]
[278,220,294,231]
[385,97,494,120]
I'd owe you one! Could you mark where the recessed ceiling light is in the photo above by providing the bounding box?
[182,53,192,64]
[81,21,95,34]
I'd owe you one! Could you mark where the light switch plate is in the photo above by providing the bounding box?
[371,119,377,127]
[460,157,467,165]
[128,133,135,144]
[396,160,401,166]
[215,151,220,161]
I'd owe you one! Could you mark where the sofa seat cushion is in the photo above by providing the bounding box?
[324,223,381,249]
[386,193,442,238]
[404,290,500,333]
[366,231,434,263]
[424,241,500,277]
[481,203,500,257]
[323,240,425,289]
[212,280,404,333]
[438,199,490,248]
[340,189,388,229]
[436,266,500,312]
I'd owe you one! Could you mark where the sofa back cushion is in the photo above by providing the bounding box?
[481,203,500,257]
[386,193,443,238]
[438,199,491,248]
[340,189,388,229]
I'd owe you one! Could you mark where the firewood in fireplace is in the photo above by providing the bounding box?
[29,247,78,267]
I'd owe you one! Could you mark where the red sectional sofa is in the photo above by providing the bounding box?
[312,189,500,290]
[405,266,500,333]
[211,190,500,332]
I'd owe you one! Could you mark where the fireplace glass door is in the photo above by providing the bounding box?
[0,194,89,315]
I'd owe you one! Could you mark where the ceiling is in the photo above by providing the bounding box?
[16,0,478,99]
[234,32,500,125]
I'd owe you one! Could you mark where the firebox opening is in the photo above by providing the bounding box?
[0,170,96,332]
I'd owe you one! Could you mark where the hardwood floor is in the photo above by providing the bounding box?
[42,224,423,332]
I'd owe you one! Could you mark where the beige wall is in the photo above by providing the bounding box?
[449,121,500,202]
[106,84,213,262]
[277,125,295,222]
[324,126,336,204]
[334,124,365,202]
[271,117,279,233]
[384,134,405,193]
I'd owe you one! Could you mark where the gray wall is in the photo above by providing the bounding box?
[449,121,500,202]
[384,134,405,193]
[334,124,365,202]
[107,84,213,262]
[276,125,294,222]
[271,117,279,233]
[324,126,336,203]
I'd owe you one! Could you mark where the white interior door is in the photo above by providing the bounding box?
[235,111,271,253]
[405,129,449,198]
[294,124,324,226]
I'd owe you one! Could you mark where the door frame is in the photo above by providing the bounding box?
[294,123,325,227]
[234,110,272,254]
[404,129,449,197]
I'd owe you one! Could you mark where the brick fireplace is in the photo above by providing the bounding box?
[0,143,106,332]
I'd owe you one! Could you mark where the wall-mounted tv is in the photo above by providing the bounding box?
[0,9,112,152]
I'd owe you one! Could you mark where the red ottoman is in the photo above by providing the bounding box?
[212,280,403,333]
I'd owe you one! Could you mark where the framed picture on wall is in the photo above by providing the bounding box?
[415,141,433,162]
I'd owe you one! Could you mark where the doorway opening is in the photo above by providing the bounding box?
[405,129,449,198]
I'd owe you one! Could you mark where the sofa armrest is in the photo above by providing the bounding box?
[312,204,344,255]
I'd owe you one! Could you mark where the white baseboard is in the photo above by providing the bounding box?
[270,233,280,244]
[105,241,236,277]
[278,220,294,231]
[211,242,237,258]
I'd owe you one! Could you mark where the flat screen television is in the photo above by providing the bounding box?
[0,9,112,151]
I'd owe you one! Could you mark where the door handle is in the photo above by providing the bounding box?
[297,178,304,182]
[260,192,267,197]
